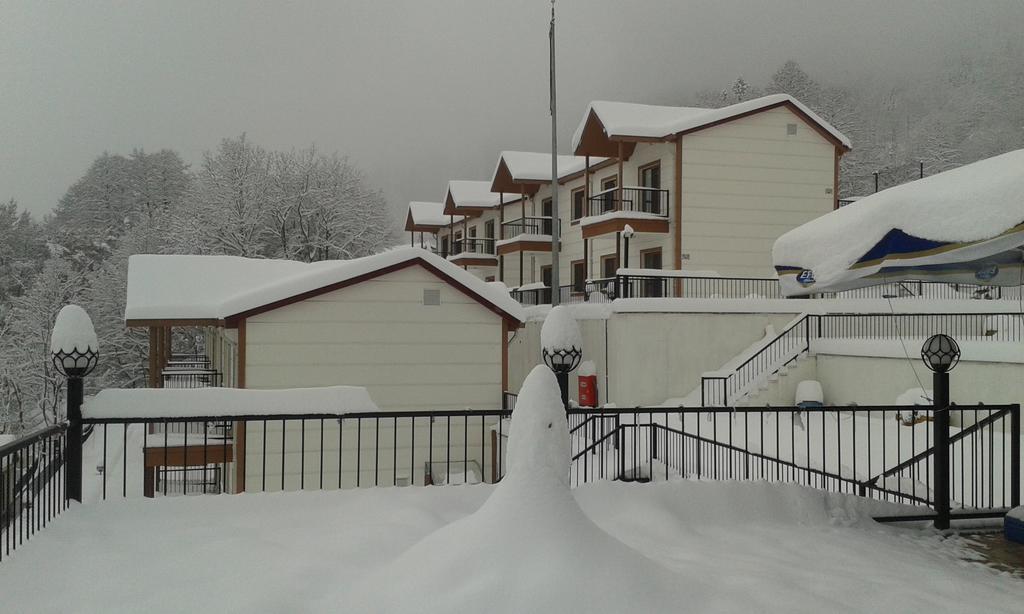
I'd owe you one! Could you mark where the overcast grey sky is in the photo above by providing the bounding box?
[2,0,1021,222]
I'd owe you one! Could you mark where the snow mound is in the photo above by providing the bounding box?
[540,305,582,353]
[350,366,723,613]
[50,304,99,354]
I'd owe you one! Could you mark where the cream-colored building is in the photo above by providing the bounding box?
[420,94,850,297]
[125,248,524,410]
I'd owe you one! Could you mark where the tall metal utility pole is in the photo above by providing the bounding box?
[549,0,561,305]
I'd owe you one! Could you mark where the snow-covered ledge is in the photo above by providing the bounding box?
[495,233,551,248]
[82,386,379,419]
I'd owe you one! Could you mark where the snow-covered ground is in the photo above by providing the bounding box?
[1,481,1021,613]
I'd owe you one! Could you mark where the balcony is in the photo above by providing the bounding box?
[497,217,559,255]
[581,186,670,239]
[448,238,498,266]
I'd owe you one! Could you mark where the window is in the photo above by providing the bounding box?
[639,161,661,189]
[541,198,554,235]
[540,265,552,287]
[641,248,663,270]
[638,162,661,214]
[468,226,477,238]
[600,176,617,213]
[484,220,495,240]
[441,237,449,256]
[601,254,618,280]
[571,260,587,294]
[640,248,663,297]
[571,187,585,220]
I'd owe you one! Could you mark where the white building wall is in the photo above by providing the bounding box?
[244,266,503,410]
[241,265,507,491]
[815,354,1024,411]
[508,310,800,407]
[679,106,836,277]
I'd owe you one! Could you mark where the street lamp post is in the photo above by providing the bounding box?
[921,333,960,530]
[50,305,99,503]
[541,306,583,412]
[620,225,634,299]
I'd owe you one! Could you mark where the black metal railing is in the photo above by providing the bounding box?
[701,313,1024,407]
[162,370,223,389]
[1,401,1017,561]
[0,425,68,562]
[501,217,554,239]
[166,353,211,370]
[615,274,784,299]
[824,281,1014,301]
[508,273,1019,305]
[586,186,670,218]
[567,404,1020,522]
[510,278,618,306]
[81,410,515,497]
[451,238,496,257]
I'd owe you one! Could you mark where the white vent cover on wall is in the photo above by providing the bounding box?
[423,288,441,306]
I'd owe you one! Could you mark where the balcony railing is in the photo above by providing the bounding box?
[501,216,555,239]
[586,186,669,218]
[451,238,496,257]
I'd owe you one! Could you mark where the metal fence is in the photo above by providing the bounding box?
[0,399,1018,562]
[569,405,1020,522]
[702,313,1024,407]
[0,425,68,562]
[501,217,554,238]
[587,186,669,217]
[508,273,1021,305]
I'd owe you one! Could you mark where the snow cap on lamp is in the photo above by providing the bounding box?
[540,305,582,373]
[51,304,99,377]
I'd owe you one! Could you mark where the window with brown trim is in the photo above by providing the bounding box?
[571,260,586,293]
[638,161,661,189]
[640,247,662,270]
[601,254,618,280]
[571,187,585,220]
[599,176,618,214]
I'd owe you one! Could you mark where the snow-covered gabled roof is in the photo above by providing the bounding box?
[773,149,1024,296]
[126,247,524,325]
[443,180,519,214]
[489,151,610,193]
[572,94,851,155]
[405,201,462,230]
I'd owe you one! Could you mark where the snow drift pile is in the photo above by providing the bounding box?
[350,366,732,613]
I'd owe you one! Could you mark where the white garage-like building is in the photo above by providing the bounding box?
[125,246,524,409]
[124,247,524,491]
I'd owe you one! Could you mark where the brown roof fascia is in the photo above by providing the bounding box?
[125,318,225,328]
[222,257,522,327]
